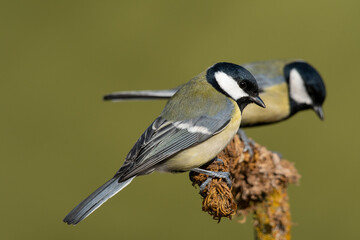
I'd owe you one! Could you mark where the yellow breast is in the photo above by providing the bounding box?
[157,99,241,172]
[241,82,290,126]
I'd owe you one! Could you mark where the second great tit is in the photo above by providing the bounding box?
[63,62,265,225]
[104,60,326,127]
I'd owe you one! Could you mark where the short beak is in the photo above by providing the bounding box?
[313,105,324,120]
[251,96,266,108]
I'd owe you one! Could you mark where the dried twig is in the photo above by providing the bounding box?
[190,134,300,239]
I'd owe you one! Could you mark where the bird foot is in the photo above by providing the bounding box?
[237,129,254,158]
[190,167,232,193]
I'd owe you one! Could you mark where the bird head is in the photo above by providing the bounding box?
[284,61,326,120]
[206,62,266,112]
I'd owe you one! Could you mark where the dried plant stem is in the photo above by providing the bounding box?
[190,134,300,240]
[253,187,292,240]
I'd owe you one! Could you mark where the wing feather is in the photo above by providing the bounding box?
[115,102,234,181]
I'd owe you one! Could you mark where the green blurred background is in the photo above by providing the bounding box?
[1,0,359,239]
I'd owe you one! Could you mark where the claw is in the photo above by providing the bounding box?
[213,157,224,165]
[199,177,213,193]
[191,167,232,193]
[237,129,254,158]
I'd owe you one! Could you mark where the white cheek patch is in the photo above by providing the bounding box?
[289,69,313,105]
[214,71,248,100]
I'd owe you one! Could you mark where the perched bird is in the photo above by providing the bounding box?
[104,60,326,127]
[63,62,265,225]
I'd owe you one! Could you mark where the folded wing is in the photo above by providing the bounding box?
[116,104,233,181]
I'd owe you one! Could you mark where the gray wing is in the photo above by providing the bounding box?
[242,60,288,90]
[116,107,233,181]
[103,88,181,101]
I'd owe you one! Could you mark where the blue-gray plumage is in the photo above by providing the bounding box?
[103,60,326,126]
[63,62,265,225]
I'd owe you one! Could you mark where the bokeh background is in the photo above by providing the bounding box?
[1,0,359,239]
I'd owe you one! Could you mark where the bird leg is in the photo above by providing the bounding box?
[190,167,232,192]
[237,129,254,158]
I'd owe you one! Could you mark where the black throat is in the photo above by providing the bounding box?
[289,98,311,117]
[237,98,252,113]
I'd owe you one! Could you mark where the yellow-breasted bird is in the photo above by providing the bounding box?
[104,60,326,126]
[103,60,326,156]
[63,62,265,225]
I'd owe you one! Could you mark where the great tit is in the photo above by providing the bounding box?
[104,60,326,127]
[63,62,265,225]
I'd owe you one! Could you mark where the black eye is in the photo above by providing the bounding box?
[239,81,247,89]
[307,87,314,96]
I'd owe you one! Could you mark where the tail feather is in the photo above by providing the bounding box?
[63,177,135,225]
[103,89,177,101]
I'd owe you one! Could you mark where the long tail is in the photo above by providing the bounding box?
[63,176,135,225]
[103,89,178,101]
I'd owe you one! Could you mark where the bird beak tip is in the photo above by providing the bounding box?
[252,96,266,108]
[313,106,324,120]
